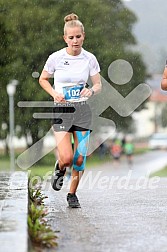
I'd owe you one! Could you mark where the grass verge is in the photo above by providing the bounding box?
[150,166,167,177]
[28,184,58,251]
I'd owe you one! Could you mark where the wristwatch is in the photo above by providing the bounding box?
[90,88,95,96]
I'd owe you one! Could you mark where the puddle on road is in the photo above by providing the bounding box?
[0,173,10,200]
[0,173,10,181]
[0,189,9,200]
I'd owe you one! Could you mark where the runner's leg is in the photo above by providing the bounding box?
[53,131,73,170]
[69,130,90,194]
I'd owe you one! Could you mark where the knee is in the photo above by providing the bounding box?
[59,155,73,168]
[73,155,86,171]
[75,155,84,167]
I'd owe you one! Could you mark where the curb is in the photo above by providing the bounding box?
[0,171,28,252]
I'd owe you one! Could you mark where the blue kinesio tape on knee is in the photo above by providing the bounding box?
[73,131,90,171]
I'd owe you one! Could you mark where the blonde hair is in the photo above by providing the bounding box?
[64,13,84,35]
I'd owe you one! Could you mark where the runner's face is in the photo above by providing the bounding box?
[64,26,85,56]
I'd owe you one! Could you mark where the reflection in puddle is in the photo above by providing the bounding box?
[0,173,10,200]
[0,189,9,200]
[0,219,16,232]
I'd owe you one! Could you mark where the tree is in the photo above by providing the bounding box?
[0,0,148,153]
[0,4,16,154]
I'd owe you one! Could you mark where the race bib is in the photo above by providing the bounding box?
[63,84,84,101]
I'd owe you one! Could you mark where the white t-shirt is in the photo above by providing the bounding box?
[44,47,100,102]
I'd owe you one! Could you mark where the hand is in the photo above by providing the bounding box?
[52,90,66,103]
[80,88,93,98]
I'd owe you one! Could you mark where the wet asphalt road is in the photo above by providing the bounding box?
[42,150,167,252]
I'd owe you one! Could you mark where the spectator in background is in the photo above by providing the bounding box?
[121,136,126,154]
[110,139,122,165]
[98,142,107,159]
[124,139,134,166]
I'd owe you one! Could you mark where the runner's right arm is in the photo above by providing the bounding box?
[39,70,65,102]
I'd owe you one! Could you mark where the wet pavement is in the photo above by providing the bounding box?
[42,150,167,252]
[0,172,28,252]
[0,150,167,252]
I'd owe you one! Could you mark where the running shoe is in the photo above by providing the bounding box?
[51,161,66,191]
[67,193,81,208]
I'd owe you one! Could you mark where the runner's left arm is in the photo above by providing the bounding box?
[90,72,102,95]
[80,73,102,98]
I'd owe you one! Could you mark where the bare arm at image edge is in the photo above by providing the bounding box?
[161,68,167,91]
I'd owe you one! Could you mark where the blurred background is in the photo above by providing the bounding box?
[1,0,167,175]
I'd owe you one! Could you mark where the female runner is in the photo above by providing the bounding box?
[39,13,101,208]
